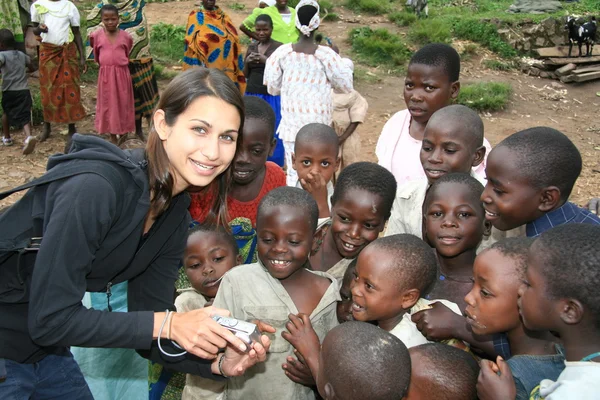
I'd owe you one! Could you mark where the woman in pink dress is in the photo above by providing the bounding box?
[90,4,135,143]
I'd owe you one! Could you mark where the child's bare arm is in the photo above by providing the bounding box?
[282,313,321,380]
[71,26,87,73]
[338,122,359,145]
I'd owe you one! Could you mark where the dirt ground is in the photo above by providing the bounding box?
[1,0,599,208]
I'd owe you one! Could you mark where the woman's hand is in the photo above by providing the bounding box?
[214,334,271,377]
[168,307,249,359]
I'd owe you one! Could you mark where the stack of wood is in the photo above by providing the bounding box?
[525,46,600,83]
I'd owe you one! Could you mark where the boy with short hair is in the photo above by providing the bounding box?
[316,321,411,400]
[292,123,340,219]
[213,186,339,400]
[465,238,564,400]
[386,104,487,238]
[309,162,397,280]
[376,43,491,187]
[407,343,479,400]
[482,126,600,236]
[189,96,286,263]
[351,234,461,348]
[477,224,600,400]
[0,28,37,154]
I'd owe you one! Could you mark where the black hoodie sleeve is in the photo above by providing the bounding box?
[28,174,151,349]
[128,212,223,378]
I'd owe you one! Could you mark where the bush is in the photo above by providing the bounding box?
[457,82,512,112]
[452,19,516,59]
[389,11,417,27]
[483,59,515,71]
[150,23,186,64]
[345,0,389,14]
[229,2,246,10]
[154,64,179,80]
[349,27,412,69]
[408,19,452,45]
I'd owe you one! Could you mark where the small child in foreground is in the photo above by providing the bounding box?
[213,186,340,400]
[407,343,479,400]
[293,123,340,220]
[331,58,368,176]
[376,43,491,186]
[309,162,396,280]
[482,126,600,236]
[316,321,411,400]
[385,104,487,238]
[351,234,461,348]
[465,238,564,400]
[0,29,37,154]
[477,224,600,400]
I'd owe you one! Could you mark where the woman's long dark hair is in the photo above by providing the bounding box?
[146,68,244,225]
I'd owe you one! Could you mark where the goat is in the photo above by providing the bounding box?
[566,16,597,57]
[406,0,428,18]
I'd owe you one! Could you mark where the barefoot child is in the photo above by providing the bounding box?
[476,224,600,400]
[31,0,87,149]
[482,126,600,236]
[176,224,242,400]
[376,43,491,186]
[309,162,396,280]
[424,173,486,311]
[189,96,286,263]
[89,4,135,144]
[316,322,411,400]
[213,187,340,400]
[465,238,564,400]
[385,104,487,238]
[293,123,340,220]
[351,234,461,348]
[0,29,37,154]
[407,343,479,400]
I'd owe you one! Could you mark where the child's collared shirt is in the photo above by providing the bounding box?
[533,361,600,399]
[389,298,461,348]
[526,201,600,237]
[213,262,340,400]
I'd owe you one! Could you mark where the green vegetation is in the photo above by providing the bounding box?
[229,2,246,10]
[452,19,516,59]
[323,12,339,21]
[483,59,515,71]
[349,27,411,69]
[354,67,382,84]
[388,11,417,27]
[154,64,180,80]
[150,23,186,64]
[345,0,389,14]
[81,62,99,84]
[408,19,452,45]
[457,82,512,111]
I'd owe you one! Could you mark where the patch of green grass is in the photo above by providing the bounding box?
[457,82,512,112]
[349,27,412,70]
[320,0,335,13]
[81,62,99,84]
[354,67,382,84]
[345,0,389,14]
[452,18,517,59]
[408,19,452,45]
[154,64,180,80]
[229,2,246,10]
[483,59,515,71]
[288,0,300,8]
[323,13,339,21]
[389,11,417,27]
[150,23,186,64]
[240,35,251,46]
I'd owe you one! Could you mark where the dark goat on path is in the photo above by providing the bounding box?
[566,16,597,57]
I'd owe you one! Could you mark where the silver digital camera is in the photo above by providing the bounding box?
[212,315,261,349]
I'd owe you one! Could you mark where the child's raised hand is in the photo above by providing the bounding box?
[282,350,316,387]
[299,172,330,217]
[476,357,517,400]
[282,314,321,360]
[411,302,463,340]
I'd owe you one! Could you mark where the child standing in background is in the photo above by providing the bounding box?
[331,58,368,176]
[31,0,87,150]
[90,4,135,144]
[0,29,37,154]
